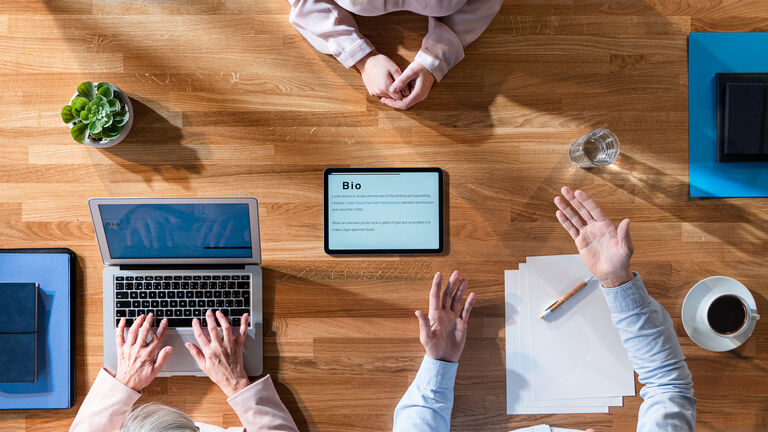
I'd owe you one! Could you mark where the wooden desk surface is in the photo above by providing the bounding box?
[1,1,767,430]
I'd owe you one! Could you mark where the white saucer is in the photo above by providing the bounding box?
[681,276,758,352]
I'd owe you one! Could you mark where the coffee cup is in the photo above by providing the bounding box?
[699,293,760,338]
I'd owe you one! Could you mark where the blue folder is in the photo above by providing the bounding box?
[689,33,768,197]
[0,249,75,409]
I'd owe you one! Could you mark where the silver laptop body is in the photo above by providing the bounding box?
[89,197,263,377]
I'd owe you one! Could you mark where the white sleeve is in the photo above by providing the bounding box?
[415,0,503,81]
[288,0,375,68]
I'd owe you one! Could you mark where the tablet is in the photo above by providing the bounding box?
[324,168,444,254]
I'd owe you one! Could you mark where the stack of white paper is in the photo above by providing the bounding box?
[505,255,635,414]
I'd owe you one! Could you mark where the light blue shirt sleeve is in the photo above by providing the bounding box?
[392,355,458,432]
[601,273,697,432]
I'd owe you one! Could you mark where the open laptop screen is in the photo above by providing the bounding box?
[98,203,253,259]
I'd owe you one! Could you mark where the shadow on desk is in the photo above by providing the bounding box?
[93,97,204,190]
[453,302,508,430]
[729,290,768,361]
[590,153,767,255]
[260,268,315,431]
[256,266,505,431]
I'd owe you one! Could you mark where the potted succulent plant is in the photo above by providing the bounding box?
[61,81,133,148]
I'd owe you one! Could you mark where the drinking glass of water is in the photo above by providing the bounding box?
[569,128,620,167]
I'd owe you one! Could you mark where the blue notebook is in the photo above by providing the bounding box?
[0,282,38,383]
[0,249,75,409]
[689,33,768,197]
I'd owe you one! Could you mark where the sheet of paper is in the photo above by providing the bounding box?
[526,255,635,401]
[519,265,621,408]
[505,269,618,414]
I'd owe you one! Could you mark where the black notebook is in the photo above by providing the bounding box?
[717,73,768,162]
[0,283,38,382]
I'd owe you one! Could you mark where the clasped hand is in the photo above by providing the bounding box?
[355,51,435,110]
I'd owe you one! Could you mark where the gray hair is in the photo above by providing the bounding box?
[120,403,198,432]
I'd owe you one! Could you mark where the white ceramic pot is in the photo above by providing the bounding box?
[68,82,134,148]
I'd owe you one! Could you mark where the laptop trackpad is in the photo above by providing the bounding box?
[159,330,204,375]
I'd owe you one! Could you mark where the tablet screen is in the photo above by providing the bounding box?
[324,168,443,254]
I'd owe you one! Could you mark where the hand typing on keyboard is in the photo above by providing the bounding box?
[185,309,252,397]
[114,313,172,392]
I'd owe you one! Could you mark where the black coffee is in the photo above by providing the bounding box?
[707,295,747,335]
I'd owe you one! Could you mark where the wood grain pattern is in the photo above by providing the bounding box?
[1,0,767,430]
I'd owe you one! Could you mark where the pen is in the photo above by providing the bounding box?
[539,276,595,319]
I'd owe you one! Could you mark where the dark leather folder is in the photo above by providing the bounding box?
[717,73,768,162]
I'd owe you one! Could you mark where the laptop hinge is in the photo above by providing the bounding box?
[119,264,248,271]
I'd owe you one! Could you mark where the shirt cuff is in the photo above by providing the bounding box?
[601,272,652,313]
[226,374,273,406]
[414,50,449,82]
[336,38,375,69]
[414,355,459,390]
[95,367,142,401]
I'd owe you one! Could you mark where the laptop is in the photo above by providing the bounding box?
[89,197,263,377]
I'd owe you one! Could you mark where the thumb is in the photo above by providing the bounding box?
[617,218,633,255]
[390,66,416,93]
[415,310,431,340]
[154,346,173,372]
[185,342,205,369]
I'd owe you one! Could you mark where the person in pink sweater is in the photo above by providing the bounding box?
[69,310,298,432]
[288,0,503,109]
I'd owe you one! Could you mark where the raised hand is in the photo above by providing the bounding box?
[415,271,475,363]
[554,186,634,288]
[115,313,173,392]
[355,51,405,101]
[185,310,251,397]
[382,61,435,110]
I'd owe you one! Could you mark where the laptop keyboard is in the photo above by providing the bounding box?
[114,274,251,328]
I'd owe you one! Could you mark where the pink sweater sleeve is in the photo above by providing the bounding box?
[287,0,375,68]
[227,375,299,432]
[69,368,141,432]
[415,0,503,81]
